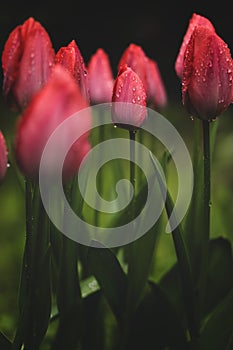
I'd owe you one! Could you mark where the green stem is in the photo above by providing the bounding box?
[129,130,136,217]
[198,120,211,318]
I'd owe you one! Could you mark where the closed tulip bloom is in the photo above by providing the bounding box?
[87,48,114,104]
[175,13,215,79]
[0,131,8,184]
[15,65,91,179]
[146,58,167,110]
[182,26,233,121]
[112,65,147,130]
[118,43,148,90]
[56,40,90,104]
[2,17,55,110]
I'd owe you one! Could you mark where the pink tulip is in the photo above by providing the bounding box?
[2,17,55,110]
[175,13,215,79]
[118,43,148,91]
[15,65,91,179]
[56,40,90,103]
[182,26,233,120]
[0,131,8,184]
[112,65,147,130]
[87,48,114,104]
[145,58,167,110]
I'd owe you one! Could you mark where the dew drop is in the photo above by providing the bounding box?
[132,98,136,103]
[7,163,10,168]
[190,116,194,121]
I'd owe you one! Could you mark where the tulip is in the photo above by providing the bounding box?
[56,40,90,103]
[0,131,8,184]
[182,26,233,121]
[111,65,147,130]
[118,43,148,90]
[145,58,167,110]
[15,65,91,180]
[2,17,55,110]
[175,13,215,79]
[87,48,114,104]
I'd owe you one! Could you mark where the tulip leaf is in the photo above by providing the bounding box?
[52,234,82,350]
[198,289,233,350]
[87,242,127,325]
[80,275,100,298]
[0,332,12,350]
[126,218,161,316]
[126,281,188,349]
[203,237,233,315]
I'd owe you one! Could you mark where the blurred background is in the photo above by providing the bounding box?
[0,0,233,345]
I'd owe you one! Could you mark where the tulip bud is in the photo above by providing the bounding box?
[175,13,215,79]
[15,65,92,180]
[118,43,148,90]
[145,58,167,110]
[0,131,8,184]
[182,26,233,121]
[87,48,114,104]
[56,40,90,103]
[2,17,55,110]
[111,65,147,130]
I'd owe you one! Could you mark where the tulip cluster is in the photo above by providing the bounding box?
[1,13,233,350]
[1,17,167,181]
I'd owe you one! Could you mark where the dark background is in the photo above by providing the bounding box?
[1,0,233,103]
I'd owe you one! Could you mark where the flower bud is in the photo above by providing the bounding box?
[182,26,233,121]
[15,65,92,180]
[118,43,148,90]
[175,13,215,79]
[56,40,90,104]
[111,65,147,130]
[145,58,167,110]
[87,48,114,104]
[2,17,55,110]
[0,131,8,184]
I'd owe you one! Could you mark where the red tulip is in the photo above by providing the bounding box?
[2,17,55,110]
[145,58,167,110]
[0,131,8,184]
[175,13,215,79]
[56,40,90,103]
[118,43,148,91]
[15,65,92,179]
[182,26,233,121]
[87,48,114,104]
[111,65,147,130]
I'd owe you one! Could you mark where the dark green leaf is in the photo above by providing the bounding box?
[198,289,233,350]
[204,237,233,315]
[127,282,188,350]
[0,332,12,350]
[126,219,161,315]
[87,242,127,325]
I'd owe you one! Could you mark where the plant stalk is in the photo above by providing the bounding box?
[198,120,211,318]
